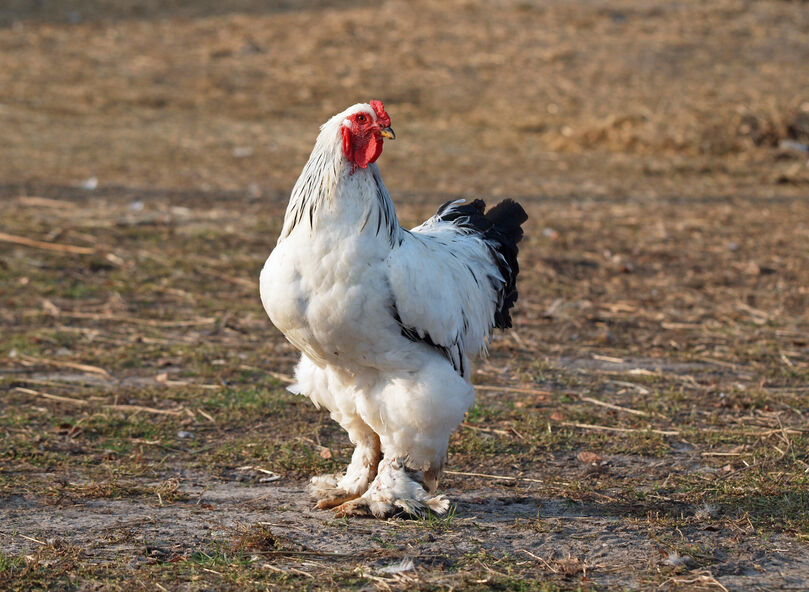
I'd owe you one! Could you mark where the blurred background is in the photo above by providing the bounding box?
[2,0,809,198]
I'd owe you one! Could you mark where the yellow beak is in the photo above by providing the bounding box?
[379,126,396,140]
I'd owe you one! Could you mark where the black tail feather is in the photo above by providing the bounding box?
[434,198,527,330]
[484,199,528,247]
[484,199,527,329]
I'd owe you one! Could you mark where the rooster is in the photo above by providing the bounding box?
[260,101,527,518]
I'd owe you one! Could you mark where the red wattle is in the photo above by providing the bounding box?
[357,134,382,168]
[342,128,383,169]
[341,127,352,162]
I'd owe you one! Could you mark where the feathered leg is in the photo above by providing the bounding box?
[291,355,383,507]
[333,357,473,518]
[311,420,381,509]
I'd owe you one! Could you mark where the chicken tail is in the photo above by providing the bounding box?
[484,199,528,250]
[483,199,527,329]
[433,197,528,330]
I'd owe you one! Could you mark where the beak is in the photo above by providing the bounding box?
[379,126,396,140]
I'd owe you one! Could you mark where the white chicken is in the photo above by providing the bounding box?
[260,101,526,518]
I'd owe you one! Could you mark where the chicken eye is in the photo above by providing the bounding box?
[357,114,367,123]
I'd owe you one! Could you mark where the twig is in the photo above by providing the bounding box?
[14,387,88,406]
[509,426,527,441]
[660,572,729,592]
[777,415,793,452]
[14,388,186,415]
[286,566,314,579]
[12,377,102,389]
[0,531,47,546]
[261,563,290,576]
[580,395,657,418]
[197,409,216,422]
[18,354,110,377]
[560,422,680,436]
[0,230,95,255]
[475,385,551,396]
[15,196,78,209]
[736,427,805,437]
[461,422,510,436]
[256,550,381,558]
[697,356,739,369]
[592,354,625,364]
[267,371,295,384]
[521,549,559,573]
[104,404,185,416]
[158,378,222,390]
[444,470,543,484]
[608,380,650,395]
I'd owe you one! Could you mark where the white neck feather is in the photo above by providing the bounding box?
[279,110,401,245]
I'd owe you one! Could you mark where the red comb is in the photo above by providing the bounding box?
[370,100,391,127]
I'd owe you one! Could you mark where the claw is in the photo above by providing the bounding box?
[315,491,361,510]
[333,497,372,518]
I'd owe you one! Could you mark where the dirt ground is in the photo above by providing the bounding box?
[1,1,809,590]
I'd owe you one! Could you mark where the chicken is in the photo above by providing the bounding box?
[260,101,527,517]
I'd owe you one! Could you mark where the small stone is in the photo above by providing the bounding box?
[232,146,254,158]
[778,139,809,154]
[80,177,98,190]
[663,551,695,567]
[577,451,603,465]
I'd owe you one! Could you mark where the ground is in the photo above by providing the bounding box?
[1,1,808,590]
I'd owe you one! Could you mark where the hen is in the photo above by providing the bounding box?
[260,101,527,517]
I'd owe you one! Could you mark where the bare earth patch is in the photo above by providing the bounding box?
[3,475,809,591]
